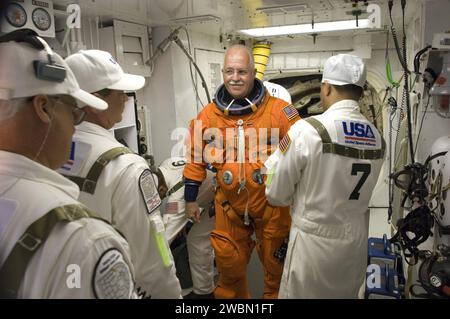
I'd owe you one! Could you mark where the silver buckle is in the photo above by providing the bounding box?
[18,233,42,251]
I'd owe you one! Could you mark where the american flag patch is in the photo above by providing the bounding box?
[166,201,179,214]
[282,105,298,122]
[61,142,75,171]
[279,134,291,153]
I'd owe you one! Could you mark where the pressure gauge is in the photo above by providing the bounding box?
[5,2,27,28]
[32,8,51,31]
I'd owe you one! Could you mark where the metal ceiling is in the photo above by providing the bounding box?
[52,0,419,37]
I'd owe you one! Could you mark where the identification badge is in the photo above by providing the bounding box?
[139,169,162,215]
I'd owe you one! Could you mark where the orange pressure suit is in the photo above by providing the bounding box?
[184,83,300,299]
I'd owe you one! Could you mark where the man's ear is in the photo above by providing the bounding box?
[323,82,332,97]
[88,93,106,114]
[32,95,53,124]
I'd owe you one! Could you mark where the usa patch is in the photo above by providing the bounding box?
[335,120,380,149]
[282,105,298,122]
[139,169,161,215]
[57,141,91,176]
[279,134,292,153]
[166,201,179,214]
[60,142,76,171]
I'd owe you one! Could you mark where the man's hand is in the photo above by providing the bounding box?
[185,201,201,223]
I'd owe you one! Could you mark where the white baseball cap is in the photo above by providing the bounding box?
[0,41,108,110]
[321,54,366,88]
[65,50,145,94]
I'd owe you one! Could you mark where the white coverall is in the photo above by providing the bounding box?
[159,158,215,295]
[265,100,384,298]
[0,151,135,298]
[59,122,181,298]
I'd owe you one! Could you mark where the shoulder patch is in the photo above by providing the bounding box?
[93,248,134,299]
[282,105,299,122]
[139,169,162,215]
[58,141,92,176]
[334,120,381,149]
[279,133,292,154]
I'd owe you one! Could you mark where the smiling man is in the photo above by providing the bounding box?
[183,44,300,299]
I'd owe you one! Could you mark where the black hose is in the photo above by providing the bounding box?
[414,45,432,75]
[389,0,409,73]
[400,3,415,163]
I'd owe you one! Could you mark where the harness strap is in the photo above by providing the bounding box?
[305,117,386,160]
[63,147,132,194]
[216,189,274,228]
[0,204,105,298]
[167,179,185,197]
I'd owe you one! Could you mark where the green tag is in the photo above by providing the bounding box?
[151,218,173,268]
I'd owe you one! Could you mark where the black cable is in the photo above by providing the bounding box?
[388,0,394,23]
[414,45,432,75]
[413,94,431,158]
[389,205,434,265]
[388,90,405,222]
[388,93,397,221]
[401,0,406,11]
[398,0,415,163]
[389,1,409,73]
[388,108,393,222]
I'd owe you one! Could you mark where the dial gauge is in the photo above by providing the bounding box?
[5,3,27,28]
[32,8,51,31]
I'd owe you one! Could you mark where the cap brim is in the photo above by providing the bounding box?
[71,89,108,110]
[108,73,145,91]
[322,78,364,88]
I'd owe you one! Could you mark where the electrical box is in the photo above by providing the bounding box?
[137,105,153,156]
[433,33,450,50]
[1,0,55,38]
[99,20,151,77]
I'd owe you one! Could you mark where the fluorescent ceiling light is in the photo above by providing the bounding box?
[240,19,371,37]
